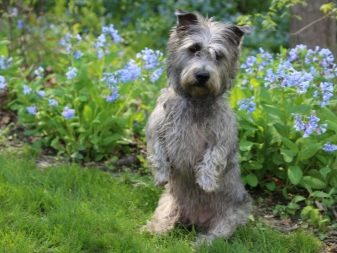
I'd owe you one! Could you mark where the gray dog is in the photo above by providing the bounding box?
[145,10,251,244]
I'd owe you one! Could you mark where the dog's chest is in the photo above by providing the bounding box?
[162,109,214,169]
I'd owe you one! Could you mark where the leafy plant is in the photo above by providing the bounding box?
[232,45,337,224]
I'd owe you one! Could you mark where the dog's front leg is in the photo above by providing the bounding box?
[148,138,170,186]
[195,145,228,192]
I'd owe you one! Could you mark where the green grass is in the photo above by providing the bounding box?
[0,149,322,253]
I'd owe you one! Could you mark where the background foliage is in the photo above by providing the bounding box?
[0,0,336,230]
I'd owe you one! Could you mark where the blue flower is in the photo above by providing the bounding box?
[264,68,277,87]
[105,87,119,103]
[319,82,334,107]
[238,97,256,113]
[293,114,305,131]
[76,34,82,41]
[66,67,78,80]
[48,99,58,107]
[280,69,313,94]
[293,112,326,138]
[102,24,122,43]
[323,142,337,152]
[258,48,273,68]
[116,60,141,83]
[37,90,45,97]
[288,44,307,62]
[17,19,24,29]
[0,75,7,89]
[10,7,18,17]
[241,56,256,74]
[0,56,12,70]
[102,72,118,87]
[34,66,44,78]
[150,67,163,82]
[62,107,75,119]
[23,85,32,95]
[73,50,83,60]
[319,48,334,69]
[59,34,72,54]
[26,105,37,115]
[136,48,163,70]
[95,34,107,49]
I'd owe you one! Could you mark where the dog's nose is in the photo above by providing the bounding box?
[195,71,210,84]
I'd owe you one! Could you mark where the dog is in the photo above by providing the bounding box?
[145,10,251,245]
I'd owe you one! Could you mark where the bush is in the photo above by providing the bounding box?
[1,23,164,161]
[233,45,337,226]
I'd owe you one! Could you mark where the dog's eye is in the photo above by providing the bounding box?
[188,44,201,53]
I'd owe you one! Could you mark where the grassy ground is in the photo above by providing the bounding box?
[0,149,322,253]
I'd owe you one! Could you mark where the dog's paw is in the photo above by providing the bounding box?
[196,170,218,192]
[192,234,215,248]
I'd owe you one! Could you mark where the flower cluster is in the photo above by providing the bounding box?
[319,82,333,107]
[105,87,119,103]
[0,75,7,90]
[323,142,337,152]
[242,45,336,105]
[34,66,44,78]
[0,56,12,70]
[136,48,163,70]
[238,97,256,113]
[293,112,327,138]
[66,67,78,80]
[26,105,37,115]
[116,60,141,83]
[150,67,163,83]
[62,107,75,119]
[95,24,122,59]
[102,24,122,43]
[23,85,32,95]
[59,33,82,56]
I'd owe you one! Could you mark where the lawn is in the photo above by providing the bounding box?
[0,149,322,253]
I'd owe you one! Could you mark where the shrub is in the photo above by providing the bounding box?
[233,45,337,226]
[1,24,164,161]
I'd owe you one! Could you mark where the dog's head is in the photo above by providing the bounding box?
[167,10,250,99]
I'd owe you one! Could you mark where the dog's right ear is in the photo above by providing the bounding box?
[175,10,198,28]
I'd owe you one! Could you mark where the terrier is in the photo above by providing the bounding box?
[145,10,251,244]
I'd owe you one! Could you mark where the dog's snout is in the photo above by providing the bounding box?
[195,71,210,84]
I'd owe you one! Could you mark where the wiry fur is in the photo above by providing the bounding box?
[145,10,251,245]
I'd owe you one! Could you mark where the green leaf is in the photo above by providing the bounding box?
[301,176,326,190]
[327,120,337,133]
[83,105,93,122]
[244,174,258,187]
[281,149,296,163]
[299,143,321,161]
[266,182,276,191]
[319,167,331,179]
[282,137,299,153]
[292,195,306,203]
[239,140,254,151]
[311,191,330,198]
[288,166,303,185]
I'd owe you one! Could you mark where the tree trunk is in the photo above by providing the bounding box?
[290,0,337,56]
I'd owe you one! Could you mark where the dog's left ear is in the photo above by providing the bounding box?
[228,25,252,45]
[229,25,252,37]
[175,9,198,28]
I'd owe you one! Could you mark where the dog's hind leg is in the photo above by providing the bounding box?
[195,202,251,246]
[145,187,180,234]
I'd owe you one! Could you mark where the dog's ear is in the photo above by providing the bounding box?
[229,25,251,38]
[227,25,252,45]
[175,10,198,28]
